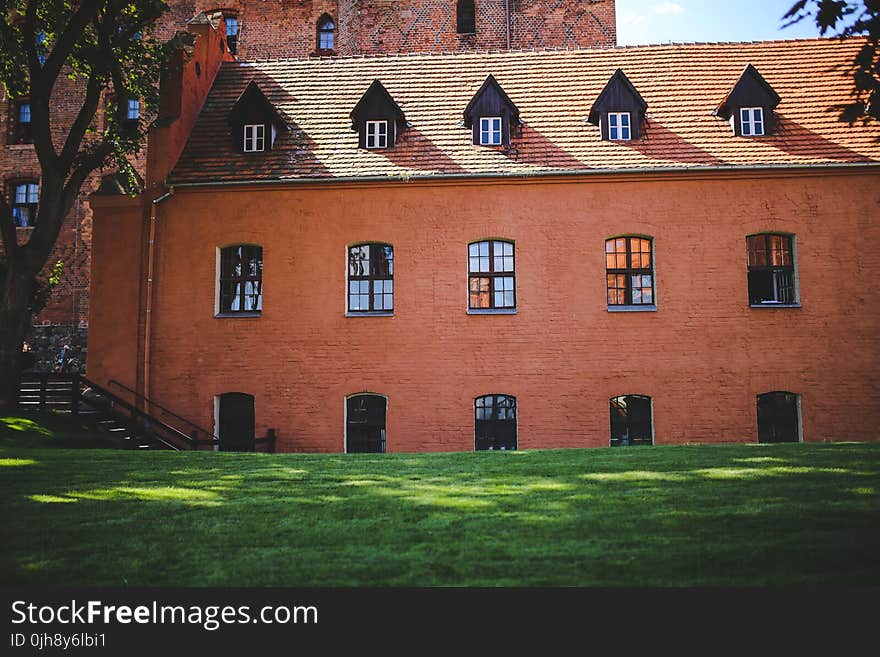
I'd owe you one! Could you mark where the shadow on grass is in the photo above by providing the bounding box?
[1,443,878,587]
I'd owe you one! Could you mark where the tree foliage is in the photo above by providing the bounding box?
[785,1,880,123]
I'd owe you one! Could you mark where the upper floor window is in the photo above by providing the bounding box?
[608,112,631,140]
[36,31,47,66]
[605,236,654,307]
[126,99,140,121]
[475,395,517,451]
[317,15,335,52]
[740,107,764,136]
[224,15,239,55]
[746,234,797,306]
[10,100,32,144]
[757,392,801,443]
[479,117,502,145]
[243,124,265,152]
[469,240,515,310]
[218,245,263,315]
[457,0,476,34]
[610,395,653,447]
[348,243,393,313]
[11,181,39,227]
[365,120,388,149]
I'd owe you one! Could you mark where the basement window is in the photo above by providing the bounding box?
[475,395,517,451]
[610,395,653,446]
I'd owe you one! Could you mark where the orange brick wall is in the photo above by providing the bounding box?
[87,169,880,452]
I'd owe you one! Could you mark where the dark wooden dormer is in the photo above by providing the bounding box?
[350,80,406,149]
[227,81,287,152]
[714,64,781,137]
[463,74,520,146]
[588,69,648,141]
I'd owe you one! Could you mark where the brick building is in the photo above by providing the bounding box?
[2,1,617,371]
[86,22,880,452]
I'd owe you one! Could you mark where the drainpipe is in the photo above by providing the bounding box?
[144,187,174,407]
[505,0,511,49]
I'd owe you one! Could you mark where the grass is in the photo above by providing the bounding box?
[1,412,878,586]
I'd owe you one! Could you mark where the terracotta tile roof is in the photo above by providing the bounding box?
[169,38,880,185]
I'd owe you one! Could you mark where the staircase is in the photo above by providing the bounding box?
[18,374,198,450]
[17,374,277,452]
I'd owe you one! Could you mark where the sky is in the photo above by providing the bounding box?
[615,1,827,46]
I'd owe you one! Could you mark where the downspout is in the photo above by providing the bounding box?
[144,187,174,407]
[505,0,511,49]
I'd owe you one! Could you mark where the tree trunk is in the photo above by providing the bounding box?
[0,268,35,412]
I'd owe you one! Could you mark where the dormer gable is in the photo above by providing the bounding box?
[588,69,648,141]
[463,74,520,146]
[350,80,406,149]
[227,81,287,152]
[714,64,781,137]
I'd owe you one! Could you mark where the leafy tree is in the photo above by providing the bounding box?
[0,0,169,408]
[784,1,880,123]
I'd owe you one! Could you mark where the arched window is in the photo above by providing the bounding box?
[218,245,263,314]
[468,240,515,310]
[475,395,517,450]
[746,233,798,306]
[348,243,393,313]
[10,181,39,227]
[317,15,335,52]
[223,14,239,54]
[610,395,653,446]
[457,0,476,34]
[217,392,255,451]
[757,392,801,443]
[346,394,386,453]
[605,236,654,307]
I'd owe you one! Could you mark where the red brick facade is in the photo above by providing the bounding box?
[1,0,616,340]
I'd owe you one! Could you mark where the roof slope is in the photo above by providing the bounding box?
[169,38,880,184]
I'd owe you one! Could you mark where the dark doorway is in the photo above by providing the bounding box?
[757,392,800,443]
[610,395,653,446]
[346,394,386,453]
[217,392,255,451]
[475,395,517,450]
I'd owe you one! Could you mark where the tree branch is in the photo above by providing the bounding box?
[58,72,104,172]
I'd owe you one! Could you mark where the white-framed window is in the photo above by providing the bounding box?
[608,112,631,140]
[479,117,502,145]
[243,124,265,152]
[126,99,140,121]
[740,107,764,136]
[365,120,388,149]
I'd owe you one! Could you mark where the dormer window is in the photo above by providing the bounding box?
[243,124,265,152]
[588,70,647,142]
[464,75,519,147]
[228,81,287,153]
[365,121,388,149]
[608,112,631,141]
[715,64,780,137]
[350,80,406,150]
[740,107,764,137]
[479,117,502,145]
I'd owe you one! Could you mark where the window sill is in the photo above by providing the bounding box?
[749,303,801,309]
[467,308,517,315]
[607,305,657,312]
[215,312,261,319]
[345,311,393,317]
[7,143,34,149]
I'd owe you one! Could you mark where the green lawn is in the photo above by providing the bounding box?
[1,413,878,586]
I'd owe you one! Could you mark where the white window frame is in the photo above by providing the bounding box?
[243,124,265,152]
[479,117,502,145]
[365,120,388,149]
[608,112,631,141]
[740,107,764,136]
